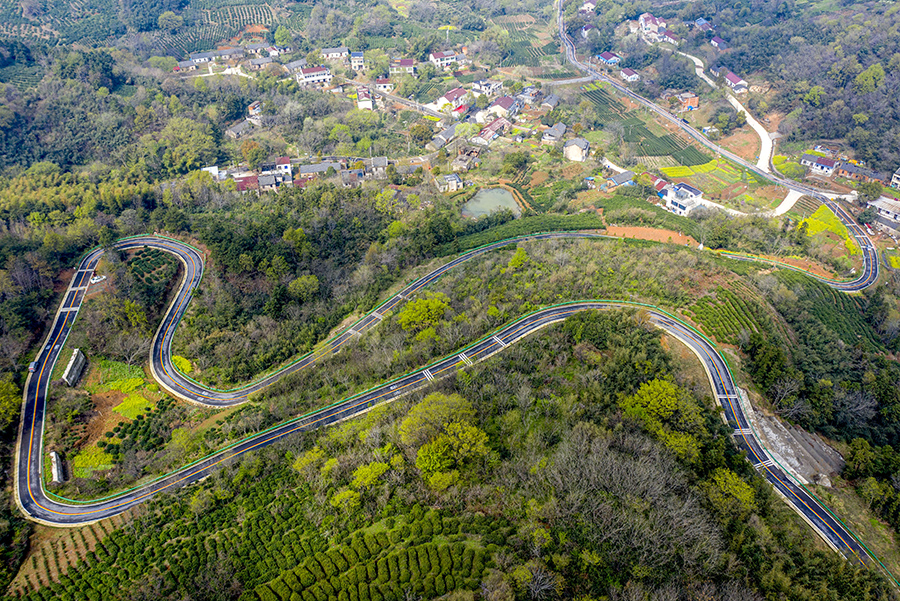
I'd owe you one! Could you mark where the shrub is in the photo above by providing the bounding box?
[376,558,389,583]
[327,549,349,573]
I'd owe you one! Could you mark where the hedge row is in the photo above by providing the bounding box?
[255,542,488,601]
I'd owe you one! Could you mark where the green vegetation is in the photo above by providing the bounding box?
[686,286,779,345]
[171,355,192,374]
[581,84,710,166]
[802,205,860,255]
[70,446,116,478]
[112,394,154,419]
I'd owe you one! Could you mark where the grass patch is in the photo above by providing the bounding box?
[113,395,154,419]
[172,355,193,374]
[802,205,860,255]
[70,447,115,478]
[105,378,144,393]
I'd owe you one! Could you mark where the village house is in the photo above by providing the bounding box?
[724,71,748,93]
[296,66,333,86]
[429,50,460,70]
[664,182,703,216]
[225,120,254,140]
[258,174,278,193]
[541,94,560,110]
[660,30,681,45]
[621,68,640,82]
[285,59,308,73]
[364,157,389,179]
[350,51,365,71]
[867,196,900,235]
[678,92,699,111]
[710,36,729,50]
[607,170,635,188]
[517,86,542,106]
[542,122,567,144]
[435,173,463,192]
[597,51,621,65]
[581,24,596,39]
[472,80,502,96]
[248,101,262,116]
[175,60,196,72]
[638,13,666,40]
[451,147,480,172]
[321,46,349,61]
[432,123,458,149]
[356,87,373,110]
[218,48,244,60]
[245,43,268,55]
[488,96,522,119]
[233,174,259,193]
[435,87,468,111]
[645,173,669,194]
[390,59,416,76]
[580,0,597,13]
[564,138,591,162]
[836,163,888,185]
[472,117,511,146]
[249,57,273,71]
[298,162,342,178]
[189,51,216,64]
[800,154,838,176]
[695,18,713,31]
[375,78,395,93]
[276,157,292,178]
[892,168,900,189]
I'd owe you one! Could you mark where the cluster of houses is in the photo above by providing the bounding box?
[799,153,895,186]
[202,155,399,194]
[634,13,681,45]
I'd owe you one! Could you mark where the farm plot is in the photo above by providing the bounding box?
[685,286,777,346]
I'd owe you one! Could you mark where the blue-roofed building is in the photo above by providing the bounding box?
[351,51,365,71]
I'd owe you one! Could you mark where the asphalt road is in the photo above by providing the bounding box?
[17,229,880,537]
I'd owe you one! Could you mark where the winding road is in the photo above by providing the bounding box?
[10,8,888,575]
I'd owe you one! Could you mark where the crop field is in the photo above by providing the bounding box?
[581,86,709,166]
[773,269,883,349]
[0,63,44,90]
[500,40,548,67]
[685,286,776,345]
[773,155,806,179]
[129,247,178,285]
[802,205,859,255]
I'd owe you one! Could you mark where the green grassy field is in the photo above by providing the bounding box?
[70,446,116,478]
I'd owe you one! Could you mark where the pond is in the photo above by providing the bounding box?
[461,188,521,219]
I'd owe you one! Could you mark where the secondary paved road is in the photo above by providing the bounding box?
[17,227,879,531]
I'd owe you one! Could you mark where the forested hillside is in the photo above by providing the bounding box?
[6,313,894,600]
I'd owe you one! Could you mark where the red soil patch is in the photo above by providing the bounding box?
[530,171,549,186]
[606,226,698,247]
[718,129,760,161]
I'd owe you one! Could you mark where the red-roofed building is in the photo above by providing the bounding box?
[488,95,522,118]
[276,157,292,177]
[661,30,681,45]
[390,59,416,76]
[472,117,511,146]
[621,68,640,82]
[429,50,460,69]
[724,71,747,93]
[375,78,394,93]
[297,66,332,86]
[233,175,259,193]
